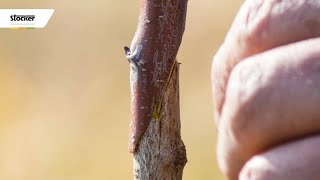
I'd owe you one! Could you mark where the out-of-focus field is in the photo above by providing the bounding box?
[0,0,242,179]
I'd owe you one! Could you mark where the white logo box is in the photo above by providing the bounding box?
[0,9,54,29]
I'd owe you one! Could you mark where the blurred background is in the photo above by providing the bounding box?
[0,0,242,179]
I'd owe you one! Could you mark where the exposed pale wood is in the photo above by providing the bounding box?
[133,62,187,180]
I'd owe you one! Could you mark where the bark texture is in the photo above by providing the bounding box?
[133,62,187,180]
[125,0,188,179]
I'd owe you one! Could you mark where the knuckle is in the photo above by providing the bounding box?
[240,156,276,180]
[242,0,279,48]
[217,154,232,180]
[228,58,264,105]
[217,142,238,180]
[211,43,230,119]
[224,58,265,142]
[243,0,320,49]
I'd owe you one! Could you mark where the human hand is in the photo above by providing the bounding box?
[211,0,320,179]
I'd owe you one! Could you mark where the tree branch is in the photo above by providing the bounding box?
[125,0,188,179]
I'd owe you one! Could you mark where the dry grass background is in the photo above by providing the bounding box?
[0,0,242,179]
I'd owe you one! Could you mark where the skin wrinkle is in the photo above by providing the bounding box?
[240,136,320,180]
[231,39,320,139]
[212,0,272,126]
[218,38,320,180]
[246,0,264,25]
[228,60,264,139]
[213,1,320,179]
[213,0,320,127]
[245,0,272,42]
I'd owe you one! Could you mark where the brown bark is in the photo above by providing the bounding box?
[124,0,188,179]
